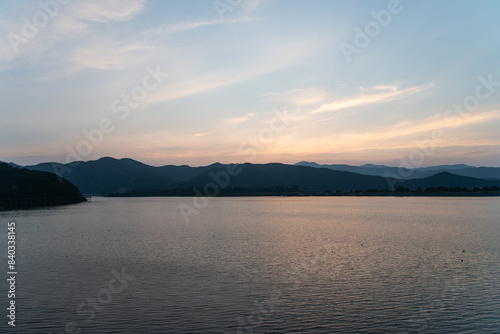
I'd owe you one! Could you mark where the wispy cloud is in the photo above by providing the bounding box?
[146,39,322,104]
[375,108,500,144]
[293,108,500,155]
[194,132,211,137]
[311,83,434,114]
[150,17,261,35]
[69,41,155,72]
[224,113,256,125]
[0,0,146,64]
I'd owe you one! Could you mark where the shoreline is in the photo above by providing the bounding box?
[0,197,87,210]
[107,191,500,198]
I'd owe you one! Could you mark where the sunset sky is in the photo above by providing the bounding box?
[1,0,500,167]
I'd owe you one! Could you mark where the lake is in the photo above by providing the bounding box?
[1,197,499,333]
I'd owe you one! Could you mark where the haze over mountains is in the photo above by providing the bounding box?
[18,157,500,196]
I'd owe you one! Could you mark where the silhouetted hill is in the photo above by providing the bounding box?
[27,157,224,194]
[450,167,500,180]
[0,162,86,209]
[168,162,392,192]
[401,172,500,189]
[29,157,171,194]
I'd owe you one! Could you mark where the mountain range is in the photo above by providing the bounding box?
[295,161,500,180]
[18,157,500,196]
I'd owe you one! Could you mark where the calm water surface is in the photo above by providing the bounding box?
[1,197,499,333]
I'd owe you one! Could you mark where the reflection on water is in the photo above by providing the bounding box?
[1,197,499,333]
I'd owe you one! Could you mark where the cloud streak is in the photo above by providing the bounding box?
[276,108,500,157]
[146,39,322,104]
[152,17,261,34]
[0,0,146,64]
[224,113,256,125]
[311,83,434,114]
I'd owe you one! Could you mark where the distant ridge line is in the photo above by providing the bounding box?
[15,157,500,196]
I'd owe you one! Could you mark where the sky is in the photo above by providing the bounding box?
[1,0,500,167]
